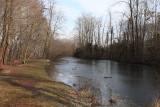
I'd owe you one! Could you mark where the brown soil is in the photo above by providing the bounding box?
[16,78,38,87]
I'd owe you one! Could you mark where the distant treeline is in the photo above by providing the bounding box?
[74,43,107,59]
[74,0,160,65]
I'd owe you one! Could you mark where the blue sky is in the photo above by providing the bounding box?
[56,0,127,38]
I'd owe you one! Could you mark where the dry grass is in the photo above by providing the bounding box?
[0,59,96,107]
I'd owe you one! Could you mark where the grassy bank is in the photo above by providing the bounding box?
[0,59,97,107]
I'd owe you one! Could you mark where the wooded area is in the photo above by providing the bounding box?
[1,0,159,65]
[0,0,159,106]
[0,0,74,65]
[74,0,160,65]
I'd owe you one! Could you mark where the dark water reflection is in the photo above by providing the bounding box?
[47,57,160,106]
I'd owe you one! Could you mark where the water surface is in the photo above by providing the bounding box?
[47,57,160,106]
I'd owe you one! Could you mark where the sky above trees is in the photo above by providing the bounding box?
[56,0,126,38]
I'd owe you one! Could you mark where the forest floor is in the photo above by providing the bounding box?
[0,59,99,107]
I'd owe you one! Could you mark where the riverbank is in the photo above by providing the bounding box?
[0,59,98,107]
[74,55,160,67]
[73,46,160,66]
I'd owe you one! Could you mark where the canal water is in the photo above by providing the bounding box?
[47,57,160,106]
